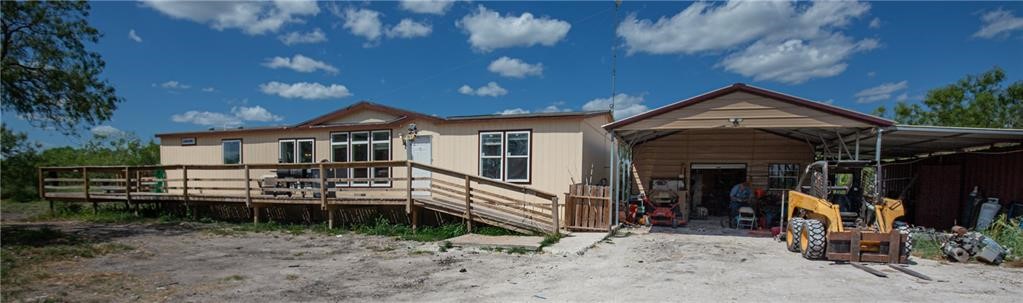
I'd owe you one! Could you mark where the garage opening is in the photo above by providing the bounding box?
[690,163,747,217]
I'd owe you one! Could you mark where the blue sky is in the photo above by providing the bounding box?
[4,0,1022,147]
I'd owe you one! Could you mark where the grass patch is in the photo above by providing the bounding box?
[223,274,246,281]
[286,274,299,281]
[980,215,1022,261]
[0,200,50,220]
[910,232,945,260]
[540,233,562,248]
[204,221,317,236]
[1,226,134,299]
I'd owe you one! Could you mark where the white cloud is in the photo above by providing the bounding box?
[457,6,571,52]
[496,108,530,115]
[232,106,283,122]
[278,28,327,45]
[540,102,572,113]
[201,87,216,92]
[974,9,1023,39]
[854,81,909,104]
[262,54,339,74]
[260,81,352,100]
[386,19,433,38]
[171,111,242,127]
[159,80,191,90]
[617,1,874,83]
[869,17,881,29]
[172,105,284,127]
[142,0,319,35]
[458,82,507,97]
[583,93,647,120]
[128,29,143,42]
[341,7,384,43]
[720,35,879,84]
[895,93,909,102]
[488,56,543,78]
[90,125,123,137]
[400,0,455,15]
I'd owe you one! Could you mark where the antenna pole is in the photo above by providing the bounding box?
[609,0,621,117]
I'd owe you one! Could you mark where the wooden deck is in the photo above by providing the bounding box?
[39,161,560,235]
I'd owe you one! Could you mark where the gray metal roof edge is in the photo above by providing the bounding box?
[891,124,1023,136]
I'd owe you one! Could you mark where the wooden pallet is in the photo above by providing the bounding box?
[563,184,611,231]
[826,229,909,264]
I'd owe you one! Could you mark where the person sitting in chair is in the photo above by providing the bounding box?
[729,179,752,228]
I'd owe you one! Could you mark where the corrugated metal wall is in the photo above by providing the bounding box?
[884,149,1023,229]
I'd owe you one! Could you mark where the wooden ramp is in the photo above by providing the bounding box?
[39,161,561,235]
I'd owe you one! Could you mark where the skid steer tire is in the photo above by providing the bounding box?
[787,218,805,252]
[898,225,913,258]
[800,219,827,260]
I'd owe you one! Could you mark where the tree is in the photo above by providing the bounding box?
[874,67,1023,128]
[1,124,42,201]
[1,0,121,134]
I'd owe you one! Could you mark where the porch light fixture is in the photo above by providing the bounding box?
[729,117,744,127]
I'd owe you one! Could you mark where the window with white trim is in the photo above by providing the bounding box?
[479,130,530,183]
[278,139,315,164]
[331,132,349,187]
[371,131,391,186]
[350,131,370,186]
[479,132,503,180]
[222,139,241,164]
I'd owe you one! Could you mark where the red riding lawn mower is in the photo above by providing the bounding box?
[646,189,685,228]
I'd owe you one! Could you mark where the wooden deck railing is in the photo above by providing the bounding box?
[39,160,560,235]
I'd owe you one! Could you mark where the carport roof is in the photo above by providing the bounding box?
[866,125,1023,159]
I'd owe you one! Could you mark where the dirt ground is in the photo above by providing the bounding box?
[3,218,1021,303]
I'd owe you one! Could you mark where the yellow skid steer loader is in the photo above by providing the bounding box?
[784,161,911,263]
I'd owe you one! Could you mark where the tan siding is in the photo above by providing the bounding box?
[632,129,812,191]
[619,91,873,130]
[581,115,612,184]
[429,119,584,196]
[158,116,596,200]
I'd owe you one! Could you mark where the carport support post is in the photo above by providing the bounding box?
[874,128,883,203]
[609,130,617,226]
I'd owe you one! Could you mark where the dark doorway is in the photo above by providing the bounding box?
[690,164,748,216]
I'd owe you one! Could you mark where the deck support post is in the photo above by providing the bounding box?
[244,165,252,208]
[83,167,96,214]
[551,196,560,235]
[125,167,138,216]
[319,163,327,209]
[327,207,335,229]
[464,175,473,233]
[182,165,192,219]
[406,161,416,230]
[38,167,52,216]
[253,205,261,224]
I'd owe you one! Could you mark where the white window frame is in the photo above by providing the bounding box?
[504,131,530,183]
[370,130,392,187]
[478,131,504,181]
[278,139,296,163]
[278,138,315,164]
[331,132,350,187]
[350,131,371,187]
[222,139,242,164]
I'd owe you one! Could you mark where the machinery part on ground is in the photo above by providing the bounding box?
[800,219,828,259]
[945,247,971,263]
[787,218,805,252]
[940,227,1007,265]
